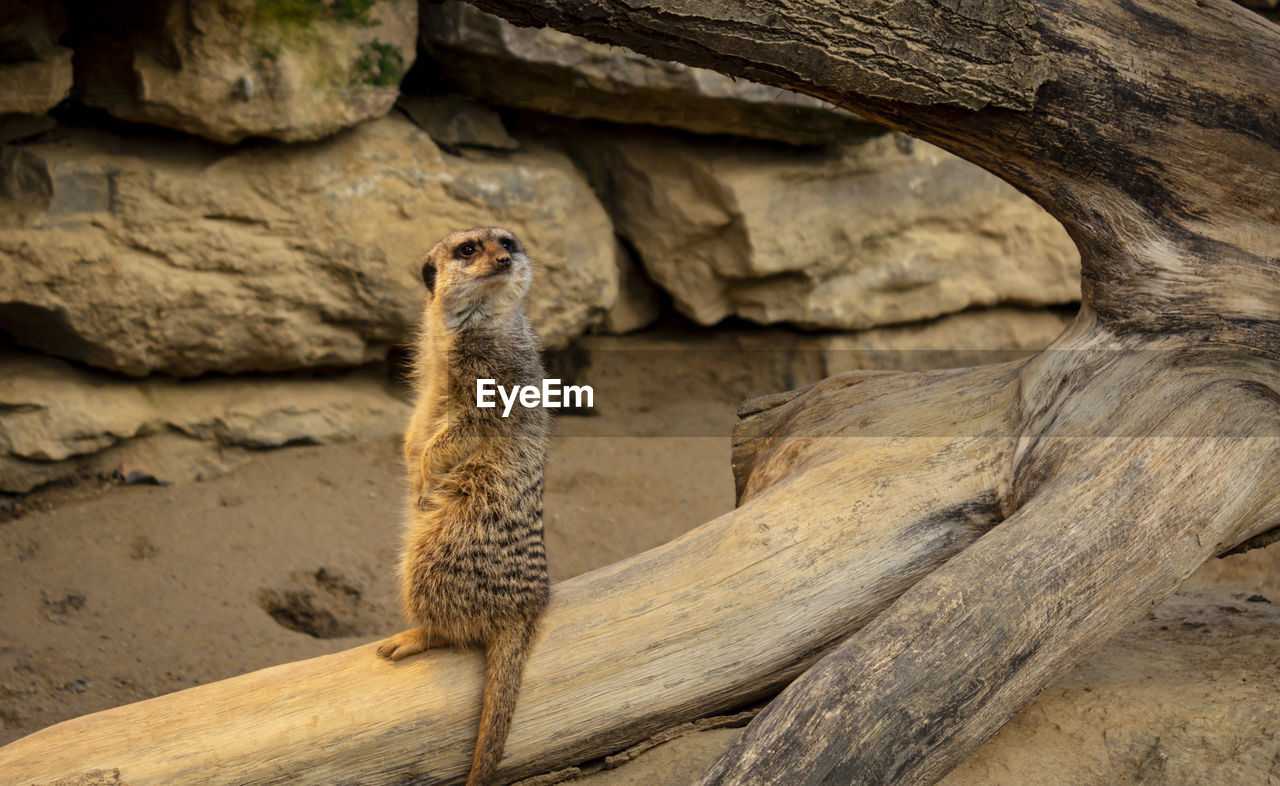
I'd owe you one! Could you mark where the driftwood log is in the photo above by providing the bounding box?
[3,0,1279,783]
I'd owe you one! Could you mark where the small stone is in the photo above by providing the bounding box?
[58,678,89,694]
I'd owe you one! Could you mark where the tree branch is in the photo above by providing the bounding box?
[462,0,1052,111]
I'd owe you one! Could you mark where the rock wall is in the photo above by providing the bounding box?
[0,348,411,493]
[0,114,618,376]
[0,0,1086,494]
[570,129,1078,329]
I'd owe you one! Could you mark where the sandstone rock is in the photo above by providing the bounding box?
[0,0,64,59]
[574,131,1081,330]
[0,1,72,116]
[0,50,72,116]
[0,426,266,495]
[0,349,411,493]
[0,353,154,463]
[419,1,881,146]
[598,242,663,335]
[397,96,518,151]
[0,113,618,376]
[817,307,1076,374]
[72,0,417,144]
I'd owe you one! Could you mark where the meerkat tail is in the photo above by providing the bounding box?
[465,621,538,786]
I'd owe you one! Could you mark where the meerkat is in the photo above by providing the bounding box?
[376,227,550,786]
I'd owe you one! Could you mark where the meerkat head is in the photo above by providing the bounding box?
[421,227,533,331]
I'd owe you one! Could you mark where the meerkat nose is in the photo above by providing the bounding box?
[495,256,512,269]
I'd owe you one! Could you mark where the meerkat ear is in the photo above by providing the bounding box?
[421,261,437,293]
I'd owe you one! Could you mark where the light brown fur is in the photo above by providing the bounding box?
[377,227,549,786]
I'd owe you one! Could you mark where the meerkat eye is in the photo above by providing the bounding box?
[498,237,517,253]
[456,242,477,260]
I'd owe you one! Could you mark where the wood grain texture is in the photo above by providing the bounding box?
[708,307,1280,784]
[462,0,1052,110]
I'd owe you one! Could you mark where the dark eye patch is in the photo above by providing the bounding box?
[498,236,519,253]
[455,241,477,260]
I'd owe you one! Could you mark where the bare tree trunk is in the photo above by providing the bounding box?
[1,1,1277,784]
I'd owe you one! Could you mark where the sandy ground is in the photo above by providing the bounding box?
[2,330,1278,783]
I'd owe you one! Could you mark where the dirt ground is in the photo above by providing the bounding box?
[2,328,1278,783]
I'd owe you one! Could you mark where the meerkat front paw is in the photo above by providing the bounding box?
[376,628,430,661]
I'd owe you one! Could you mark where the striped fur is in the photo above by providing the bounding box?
[377,228,549,786]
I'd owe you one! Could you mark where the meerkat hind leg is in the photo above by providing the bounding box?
[376,626,451,662]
